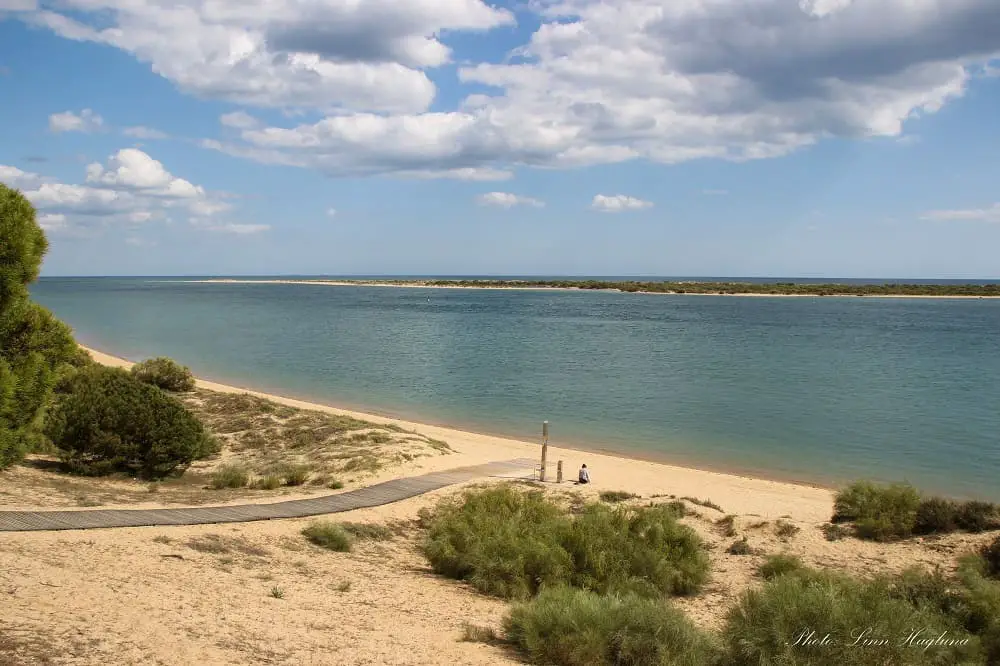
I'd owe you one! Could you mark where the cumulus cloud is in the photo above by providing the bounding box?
[591,194,653,213]
[476,192,544,208]
[1,148,240,235]
[24,0,512,114]
[123,125,168,139]
[17,0,1000,179]
[922,203,1000,222]
[49,109,104,133]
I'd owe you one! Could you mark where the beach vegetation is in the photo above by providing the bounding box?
[340,522,394,541]
[504,586,721,666]
[422,485,708,600]
[0,183,82,469]
[280,463,310,486]
[45,365,217,479]
[758,554,805,580]
[302,521,352,552]
[459,623,500,645]
[774,519,800,539]
[726,537,754,556]
[821,523,851,541]
[269,586,284,599]
[211,464,250,489]
[130,357,196,392]
[834,481,999,540]
[722,565,982,665]
[681,496,723,512]
[980,536,1000,580]
[598,490,639,503]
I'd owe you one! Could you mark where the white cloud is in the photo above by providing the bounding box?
[2,149,243,235]
[220,111,260,130]
[49,109,104,133]
[0,165,50,190]
[26,0,513,114]
[18,1,1000,179]
[922,204,1000,223]
[123,125,168,139]
[476,192,545,208]
[591,194,653,213]
[85,148,204,198]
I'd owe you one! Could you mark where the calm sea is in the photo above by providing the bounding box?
[30,277,1000,500]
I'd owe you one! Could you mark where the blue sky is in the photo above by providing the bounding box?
[1,0,999,278]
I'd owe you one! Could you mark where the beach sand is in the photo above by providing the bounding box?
[1,347,993,665]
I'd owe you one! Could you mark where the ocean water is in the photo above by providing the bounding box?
[30,277,1000,500]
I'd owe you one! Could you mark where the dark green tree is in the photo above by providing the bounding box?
[0,182,79,467]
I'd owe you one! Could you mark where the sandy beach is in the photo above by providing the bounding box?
[2,348,995,665]
[183,278,1000,299]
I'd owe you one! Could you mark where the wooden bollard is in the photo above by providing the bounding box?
[539,421,549,482]
[557,460,563,483]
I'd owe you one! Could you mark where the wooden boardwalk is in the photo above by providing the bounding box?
[0,458,536,532]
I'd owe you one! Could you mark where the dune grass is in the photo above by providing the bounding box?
[302,521,352,552]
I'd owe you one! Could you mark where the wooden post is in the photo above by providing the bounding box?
[540,421,549,482]
[557,460,563,483]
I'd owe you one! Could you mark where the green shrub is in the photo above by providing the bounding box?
[211,465,250,489]
[913,497,958,535]
[980,536,1000,580]
[45,366,215,479]
[833,481,920,541]
[340,522,394,541]
[282,464,310,486]
[422,486,709,601]
[563,503,709,597]
[302,521,352,552]
[130,357,196,392]
[422,485,573,599]
[723,568,980,665]
[955,501,999,533]
[505,586,720,666]
[822,523,851,541]
[599,490,639,503]
[758,554,804,580]
[256,474,281,490]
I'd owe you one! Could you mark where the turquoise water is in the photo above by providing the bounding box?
[30,278,1000,500]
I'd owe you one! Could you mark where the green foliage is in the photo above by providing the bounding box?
[914,497,958,535]
[421,485,708,600]
[45,365,216,479]
[302,521,352,552]
[504,586,720,666]
[980,536,1000,580]
[833,481,921,541]
[130,357,196,392]
[758,554,805,580]
[0,184,82,468]
[282,464,310,486]
[211,464,250,489]
[955,501,1000,533]
[599,490,639,503]
[340,522,394,541]
[722,567,981,665]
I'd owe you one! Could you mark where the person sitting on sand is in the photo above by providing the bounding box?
[578,464,590,484]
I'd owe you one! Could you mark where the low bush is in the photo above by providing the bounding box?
[340,522,394,541]
[758,554,804,580]
[505,586,720,666]
[130,357,196,392]
[599,490,639,503]
[211,465,250,489]
[774,520,800,539]
[956,501,1000,533]
[723,567,981,665]
[981,536,1000,579]
[282,464,310,486]
[302,521,352,552]
[422,486,708,600]
[726,537,754,556]
[913,497,958,535]
[45,366,216,479]
[833,481,920,541]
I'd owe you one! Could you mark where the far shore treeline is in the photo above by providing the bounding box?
[294,279,1000,297]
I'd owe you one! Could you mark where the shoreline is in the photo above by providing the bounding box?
[80,345,836,521]
[179,279,1000,300]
